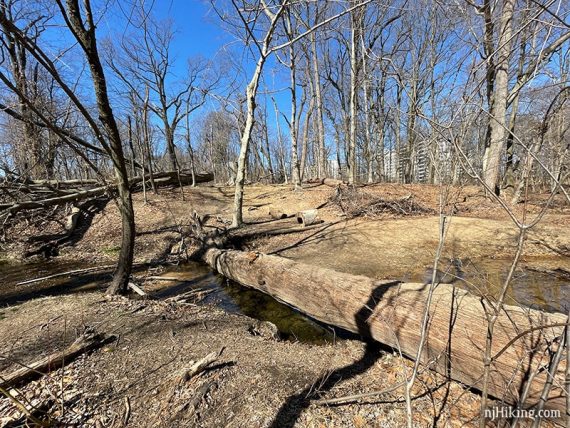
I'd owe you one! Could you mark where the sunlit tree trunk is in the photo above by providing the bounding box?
[482,0,515,194]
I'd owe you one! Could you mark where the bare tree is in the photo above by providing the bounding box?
[0,0,136,294]
[107,12,211,189]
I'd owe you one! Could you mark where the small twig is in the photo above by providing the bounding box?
[123,396,131,426]
[315,380,406,405]
[491,321,570,362]
[145,276,181,281]
[179,347,225,382]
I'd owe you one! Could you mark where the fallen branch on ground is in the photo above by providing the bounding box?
[315,381,406,406]
[0,330,114,390]
[16,265,116,286]
[179,348,225,382]
[128,282,146,296]
[17,263,148,286]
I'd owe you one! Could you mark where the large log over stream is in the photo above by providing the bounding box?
[202,247,567,412]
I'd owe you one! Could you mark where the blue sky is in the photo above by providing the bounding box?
[152,1,230,59]
[149,1,294,139]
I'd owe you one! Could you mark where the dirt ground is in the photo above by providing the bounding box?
[1,182,569,427]
[4,183,569,270]
[0,293,484,428]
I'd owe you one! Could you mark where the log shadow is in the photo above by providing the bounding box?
[136,225,180,236]
[268,221,344,256]
[269,281,400,428]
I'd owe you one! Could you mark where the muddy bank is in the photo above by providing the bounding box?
[0,259,334,345]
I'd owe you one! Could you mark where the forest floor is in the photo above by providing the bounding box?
[1,182,569,427]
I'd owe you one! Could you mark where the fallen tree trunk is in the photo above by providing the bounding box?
[304,178,347,187]
[0,185,111,213]
[321,178,347,187]
[0,331,114,389]
[268,210,288,220]
[147,171,213,188]
[27,178,100,187]
[201,247,568,412]
[227,217,329,241]
[0,171,214,214]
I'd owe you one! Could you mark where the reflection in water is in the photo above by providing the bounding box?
[151,262,334,344]
[415,258,570,314]
[220,279,334,344]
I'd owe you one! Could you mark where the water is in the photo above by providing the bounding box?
[1,257,569,343]
[145,262,336,344]
[0,260,335,344]
[403,258,570,314]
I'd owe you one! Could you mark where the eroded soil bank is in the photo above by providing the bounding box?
[1,183,569,426]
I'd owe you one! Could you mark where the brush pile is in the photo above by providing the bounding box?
[328,186,433,218]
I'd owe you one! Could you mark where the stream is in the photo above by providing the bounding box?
[0,259,335,344]
[1,257,569,342]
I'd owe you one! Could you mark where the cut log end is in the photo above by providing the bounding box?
[296,209,320,227]
[269,210,287,220]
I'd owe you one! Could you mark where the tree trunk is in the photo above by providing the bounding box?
[143,87,157,194]
[202,247,568,412]
[62,0,136,295]
[233,64,264,227]
[483,0,515,194]
[232,5,284,226]
[395,84,402,182]
[503,10,528,192]
[311,31,326,179]
[362,47,374,184]
[127,115,136,178]
[165,123,185,200]
[347,4,360,185]
[286,12,302,190]
[106,182,135,294]
[261,114,275,183]
[164,123,178,173]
